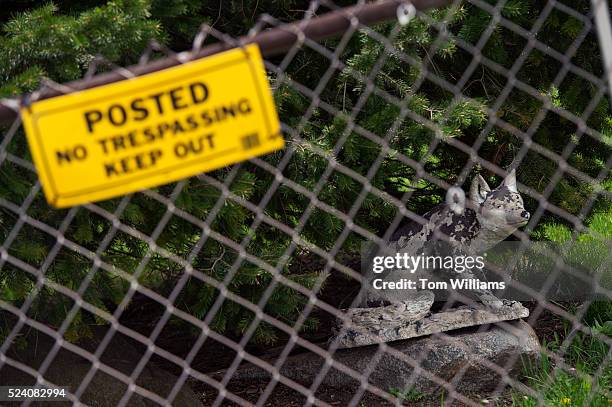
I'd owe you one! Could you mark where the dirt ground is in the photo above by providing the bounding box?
[194,379,516,406]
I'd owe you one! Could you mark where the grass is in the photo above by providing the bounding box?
[388,386,427,403]
[512,301,612,407]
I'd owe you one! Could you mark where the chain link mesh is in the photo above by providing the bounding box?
[0,0,610,406]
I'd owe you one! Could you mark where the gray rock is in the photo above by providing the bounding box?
[332,300,529,348]
[0,328,203,407]
[225,320,540,395]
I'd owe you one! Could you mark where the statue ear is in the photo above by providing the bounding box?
[503,168,518,193]
[470,175,491,204]
[446,186,466,215]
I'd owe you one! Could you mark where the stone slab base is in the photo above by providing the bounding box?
[332,300,529,348]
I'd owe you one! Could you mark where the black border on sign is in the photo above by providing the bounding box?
[29,47,275,200]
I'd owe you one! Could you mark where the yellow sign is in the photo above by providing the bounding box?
[21,45,283,208]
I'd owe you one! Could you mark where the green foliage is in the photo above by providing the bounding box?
[0,1,161,96]
[0,1,319,345]
[0,0,610,348]
[530,209,612,291]
[388,386,426,402]
[150,0,208,48]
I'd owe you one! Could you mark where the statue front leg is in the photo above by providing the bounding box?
[452,267,504,309]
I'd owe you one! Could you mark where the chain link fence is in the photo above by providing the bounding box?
[0,0,610,405]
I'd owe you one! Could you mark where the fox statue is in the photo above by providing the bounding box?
[360,169,530,309]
